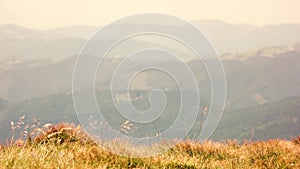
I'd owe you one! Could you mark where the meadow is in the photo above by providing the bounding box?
[0,122,299,169]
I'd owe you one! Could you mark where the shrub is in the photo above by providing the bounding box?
[33,123,95,145]
[292,135,300,145]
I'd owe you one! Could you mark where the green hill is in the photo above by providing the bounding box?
[1,91,299,143]
[212,97,300,141]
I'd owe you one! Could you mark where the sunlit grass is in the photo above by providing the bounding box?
[0,122,299,168]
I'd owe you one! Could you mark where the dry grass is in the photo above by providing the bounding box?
[0,122,299,169]
[292,135,300,145]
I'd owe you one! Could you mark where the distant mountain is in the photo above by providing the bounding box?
[0,57,75,101]
[0,44,299,106]
[0,98,9,138]
[212,96,300,141]
[0,24,88,61]
[222,44,300,109]
[192,20,300,53]
[0,24,97,40]
[46,25,98,39]
[0,90,298,142]
[221,44,298,60]
[0,44,299,142]
[1,21,300,143]
[1,21,300,61]
[0,98,8,110]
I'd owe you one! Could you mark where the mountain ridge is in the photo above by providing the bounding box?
[1,21,300,61]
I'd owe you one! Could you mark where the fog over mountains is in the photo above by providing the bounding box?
[0,20,299,142]
[0,20,300,61]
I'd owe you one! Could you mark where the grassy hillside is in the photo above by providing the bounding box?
[0,93,299,142]
[212,97,300,141]
[0,123,299,169]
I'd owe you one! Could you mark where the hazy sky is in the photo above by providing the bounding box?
[0,0,299,29]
